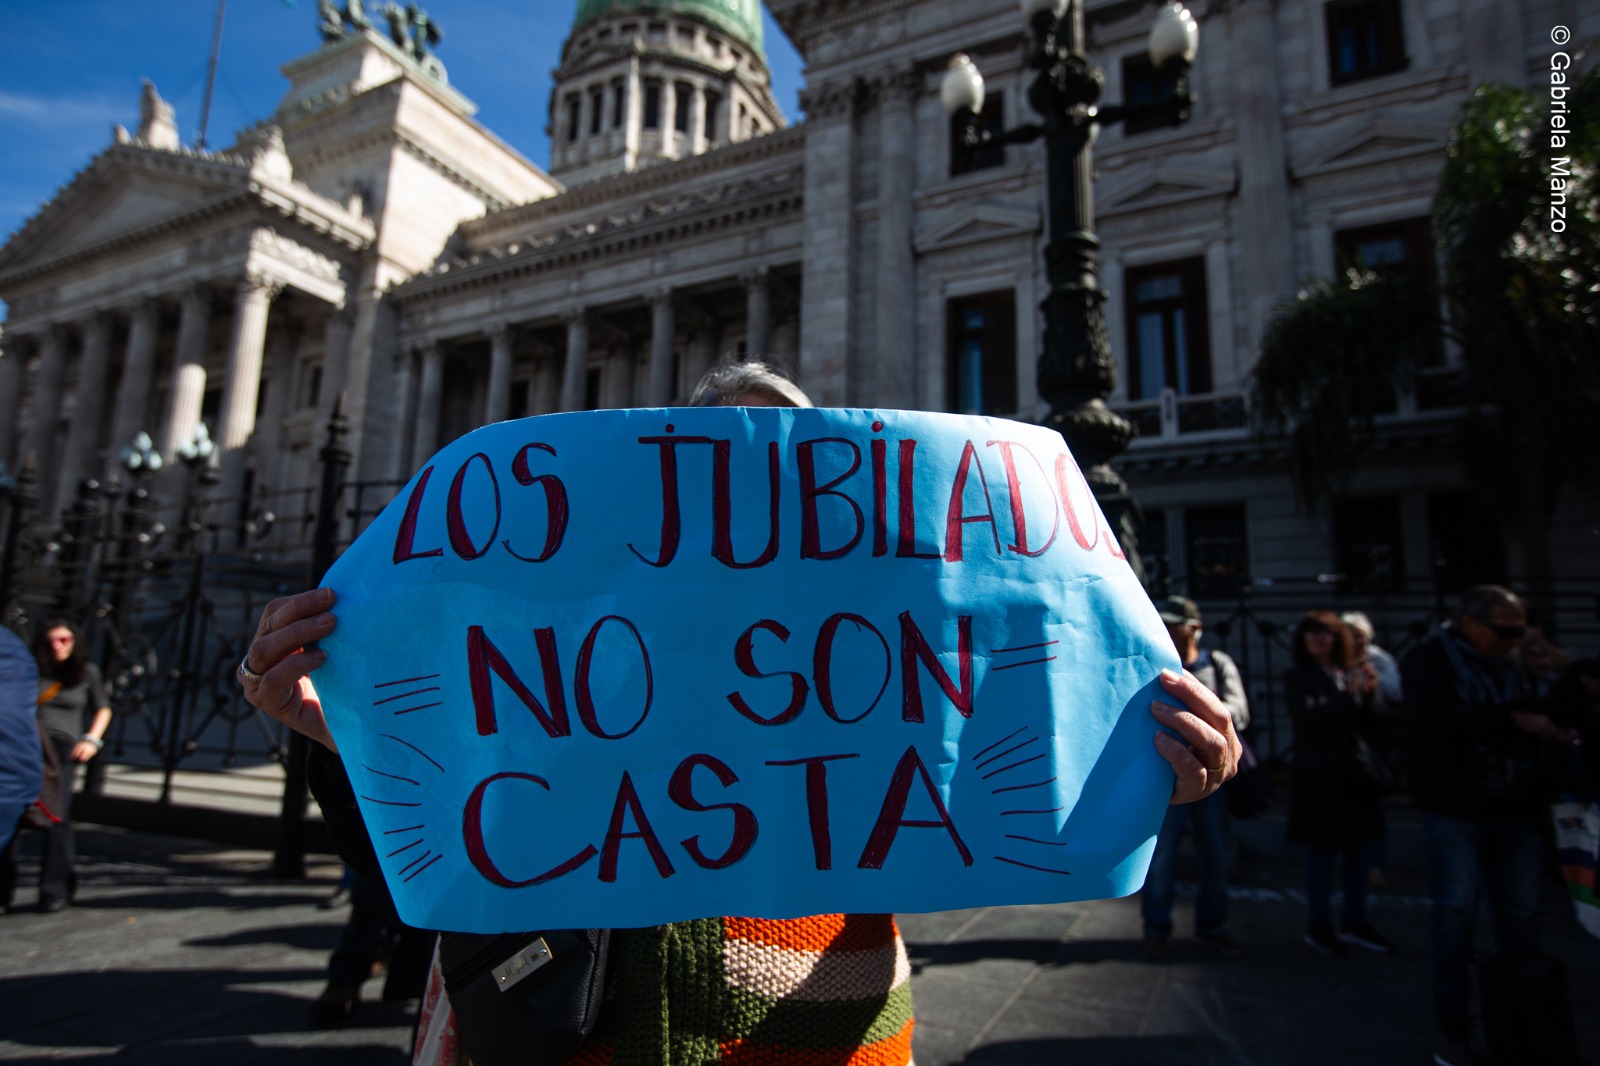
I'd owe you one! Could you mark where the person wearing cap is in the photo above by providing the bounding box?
[1140,596,1250,958]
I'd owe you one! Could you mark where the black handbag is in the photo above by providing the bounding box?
[1346,731,1396,797]
[438,928,611,1066]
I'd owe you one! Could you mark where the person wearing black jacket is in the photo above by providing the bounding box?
[1283,610,1393,957]
[1400,585,1576,1066]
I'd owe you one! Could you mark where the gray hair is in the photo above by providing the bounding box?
[688,360,812,409]
[1340,611,1375,641]
[1460,584,1522,621]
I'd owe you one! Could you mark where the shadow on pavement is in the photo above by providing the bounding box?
[0,966,335,1044]
[963,1036,1228,1065]
[908,936,1145,970]
[184,922,343,951]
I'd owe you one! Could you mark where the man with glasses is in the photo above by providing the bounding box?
[1400,585,1577,1066]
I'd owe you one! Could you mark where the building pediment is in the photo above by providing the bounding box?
[913,202,1040,254]
[1292,120,1445,178]
[1097,166,1236,217]
[0,141,374,290]
[0,146,253,281]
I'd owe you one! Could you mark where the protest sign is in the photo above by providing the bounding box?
[315,407,1181,932]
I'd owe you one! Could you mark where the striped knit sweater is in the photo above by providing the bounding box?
[564,914,914,1066]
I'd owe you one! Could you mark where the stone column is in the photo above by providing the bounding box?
[319,306,353,421]
[21,327,69,510]
[484,322,514,424]
[216,276,279,501]
[533,356,561,415]
[606,348,636,409]
[253,327,296,493]
[690,84,708,155]
[662,80,680,158]
[0,340,25,468]
[412,341,444,463]
[103,299,160,482]
[158,285,212,460]
[560,309,590,412]
[646,290,676,405]
[876,68,919,408]
[624,58,643,170]
[56,312,115,507]
[1229,0,1296,359]
[743,268,771,361]
[390,347,420,480]
[797,78,861,404]
[685,332,716,397]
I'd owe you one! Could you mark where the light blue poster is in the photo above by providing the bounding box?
[316,408,1180,933]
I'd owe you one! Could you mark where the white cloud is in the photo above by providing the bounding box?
[0,90,127,129]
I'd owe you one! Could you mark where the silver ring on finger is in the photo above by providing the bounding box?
[237,656,265,685]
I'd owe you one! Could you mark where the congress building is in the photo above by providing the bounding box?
[1,0,1595,644]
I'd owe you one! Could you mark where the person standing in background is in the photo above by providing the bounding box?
[1284,611,1394,957]
[1342,612,1402,704]
[0,621,112,912]
[1400,586,1577,1066]
[1141,596,1250,958]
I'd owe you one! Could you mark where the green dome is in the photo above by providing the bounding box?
[572,0,763,53]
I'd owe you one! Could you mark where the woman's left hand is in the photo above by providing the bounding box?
[1151,668,1244,805]
[70,740,100,763]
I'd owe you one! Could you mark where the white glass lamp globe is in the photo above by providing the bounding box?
[1148,2,1199,67]
[941,53,986,115]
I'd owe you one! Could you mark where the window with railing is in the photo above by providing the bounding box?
[1335,216,1441,369]
[1126,258,1211,400]
[1185,504,1249,599]
[1335,495,1406,592]
[946,291,1017,416]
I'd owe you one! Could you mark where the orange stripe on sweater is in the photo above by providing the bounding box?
[720,1016,914,1066]
[1560,864,1595,890]
[724,914,900,954]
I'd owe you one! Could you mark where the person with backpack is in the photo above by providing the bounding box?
[1140,596,1250,958]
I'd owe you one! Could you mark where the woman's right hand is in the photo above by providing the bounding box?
[238,587,339,752]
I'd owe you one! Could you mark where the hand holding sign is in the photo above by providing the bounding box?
[242,407,1237,933]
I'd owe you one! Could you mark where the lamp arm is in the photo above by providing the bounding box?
[952,110,1046,158]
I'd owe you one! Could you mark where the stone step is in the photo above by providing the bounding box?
[72,759,332,856]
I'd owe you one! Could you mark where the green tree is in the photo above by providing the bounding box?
[1247,64,1600,600]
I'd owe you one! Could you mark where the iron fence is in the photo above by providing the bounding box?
[3,409,1596,862]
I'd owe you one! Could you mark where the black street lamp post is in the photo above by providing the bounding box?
[943,0,1199,589]
[161,423,218,804]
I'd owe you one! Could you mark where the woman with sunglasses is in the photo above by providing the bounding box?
[1283,610,1395,957]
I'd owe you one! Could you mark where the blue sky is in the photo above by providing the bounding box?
[0,0,806,247]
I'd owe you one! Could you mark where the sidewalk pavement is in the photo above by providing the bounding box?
[1,819,1595,1066]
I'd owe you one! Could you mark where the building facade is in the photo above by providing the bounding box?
[1,0,1595,636]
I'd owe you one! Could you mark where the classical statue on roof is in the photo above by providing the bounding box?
[317,0,373,42]
[383,2,443,63]
[318,0,445,77]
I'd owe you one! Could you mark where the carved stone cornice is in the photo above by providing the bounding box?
[466,125,804,241]
[798,77,866,120]
[873,66,921,108]
[396,165,805,304]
